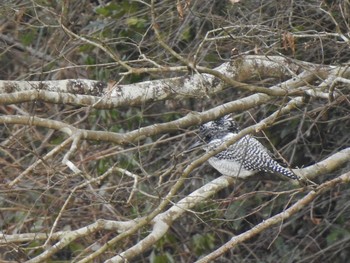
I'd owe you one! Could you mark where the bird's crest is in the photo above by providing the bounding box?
[199,115,239,142]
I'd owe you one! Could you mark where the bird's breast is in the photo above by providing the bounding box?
[208,157,256,178]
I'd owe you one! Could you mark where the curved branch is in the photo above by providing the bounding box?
[295,147,350,180]
[0,219,136,243]
[105,148,350,262]
[0,55,338,108]
[0,79,324,146]
[195,171,350,263]
[2,147,348,262]
[106,175,236,262]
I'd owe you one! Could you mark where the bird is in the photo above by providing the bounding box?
[194,115,299,180]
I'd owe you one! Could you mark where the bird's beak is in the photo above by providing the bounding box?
[183,140,205,154]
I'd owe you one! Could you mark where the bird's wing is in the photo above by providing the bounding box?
[215,136,278,172]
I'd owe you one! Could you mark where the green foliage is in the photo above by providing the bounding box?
[224,201,250,231]
[149,234,177,263]
[67,242,85,257]
[95,4,116,17]
[191,233,216,256]
[25,240,44,257]
[97,158,112,174]
[326,227,350,246]
[149,250,175,263]
[95,2,133,19]
[20,30,37,46]
[126,17,147,29]
[95,1,148,31]
[180,26,192,42]
[50,134,66,145]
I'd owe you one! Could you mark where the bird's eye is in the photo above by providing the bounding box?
[204,134,212,142]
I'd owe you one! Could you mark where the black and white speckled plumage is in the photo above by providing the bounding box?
[198,115,298,180]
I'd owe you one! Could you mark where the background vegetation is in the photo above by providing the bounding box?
[0,0,349,262]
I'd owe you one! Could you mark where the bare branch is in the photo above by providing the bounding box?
[195,172,350,263]
[0,56,341,108]
[104,147,350,262]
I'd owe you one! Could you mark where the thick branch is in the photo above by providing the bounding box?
[195,171,350,263]
[0,219,136,244]
[105,147,350,262]
[0,56,336,108]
